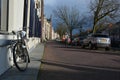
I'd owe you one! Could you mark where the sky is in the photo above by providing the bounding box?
[44,0,91,18]
[44,0,92,34]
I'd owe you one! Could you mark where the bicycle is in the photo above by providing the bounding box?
[7,30,30,71]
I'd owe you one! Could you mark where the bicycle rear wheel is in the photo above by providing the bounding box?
[13,43,29,71]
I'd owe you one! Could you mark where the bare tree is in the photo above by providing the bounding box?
[78,16,88,35]
[90,0,120,33]
[53,5,81,41]
[55,23,67,39]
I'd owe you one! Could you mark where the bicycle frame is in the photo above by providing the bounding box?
[7,30,27,60]
[7,30,30,71]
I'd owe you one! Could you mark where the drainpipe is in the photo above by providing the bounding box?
[41,0,44,42]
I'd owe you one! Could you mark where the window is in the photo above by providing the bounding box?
[23,0,28,31]
[0,0,9,32]
[29,0,35,37]
[29,0,41,37]
[93,34,109,38]
[0,0,1,29]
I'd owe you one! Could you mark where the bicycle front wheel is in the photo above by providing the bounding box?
[13,43,29,71]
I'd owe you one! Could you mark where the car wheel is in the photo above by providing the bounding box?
[105,47,110,51]
[88,43,93,49]
[75,43,77,46]
[94,44,98,50]
[81,44,85,48]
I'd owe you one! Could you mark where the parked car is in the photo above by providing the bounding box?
[71,37,84,46]
[82,33,111,50]
[65,38,71,45]
[55,38,61,42]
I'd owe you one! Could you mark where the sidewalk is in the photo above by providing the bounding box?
[0,43,45,80]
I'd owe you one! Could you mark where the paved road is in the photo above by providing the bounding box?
[38,41,120,80]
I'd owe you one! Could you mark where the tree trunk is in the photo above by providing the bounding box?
[70,29,72,43]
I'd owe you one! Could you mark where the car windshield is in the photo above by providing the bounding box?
[93,34,109,38]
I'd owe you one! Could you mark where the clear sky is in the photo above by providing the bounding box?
[44,0,91,18]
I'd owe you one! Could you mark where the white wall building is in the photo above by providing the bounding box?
[42,17,52,41]
[51,27,59,40]
[0,0,42,75]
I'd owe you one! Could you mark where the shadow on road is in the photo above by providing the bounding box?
[38,59,120,80]
[40,59,120,72]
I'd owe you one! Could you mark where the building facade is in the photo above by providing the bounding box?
[0,0,42,75]
[51,27,59,40]
[42,17,52,41]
